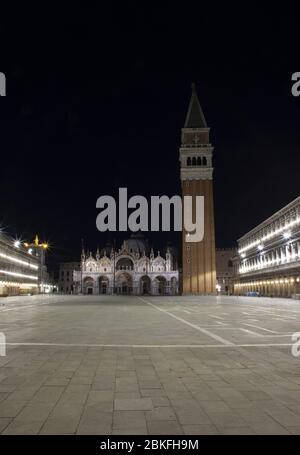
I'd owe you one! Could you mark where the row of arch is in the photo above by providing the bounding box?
[234,277,300,298]
[84,256,169,274]
[81,274,178,295]
[187,156,207,166]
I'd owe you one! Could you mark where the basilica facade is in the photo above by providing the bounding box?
[73,235,179,296]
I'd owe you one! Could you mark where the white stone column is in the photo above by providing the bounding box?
[276,248,280,264]
[281,247,285,263]
[291,242,297,261]
[286,244,290,263]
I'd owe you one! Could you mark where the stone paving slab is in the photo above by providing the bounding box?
[0,294,300,434]
[114,398,153,411]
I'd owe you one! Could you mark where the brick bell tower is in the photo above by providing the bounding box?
[180,83,216,294]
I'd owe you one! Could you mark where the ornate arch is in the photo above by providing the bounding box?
[98,257,112,273]
[152,275,167,295]
[115,271,133,294]
[99,275,110,294]
[83,276,95,283]
[139,275,151,294]
[116,255,135,271]
[137,256,150,273]
[151,257,166,273]
[85,260,97,273]
[83,276,95,295]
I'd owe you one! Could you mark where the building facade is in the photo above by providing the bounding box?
[234,196,300,298]
[73,235,179,295]
[180,84,216,294]
[216,248,236,294]
[0,233,39,296]
[59,262,80,293]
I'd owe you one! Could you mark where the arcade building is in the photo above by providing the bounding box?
[234,196,300,298]
[0,232,39,296]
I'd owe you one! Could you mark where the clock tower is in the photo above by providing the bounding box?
[180,84,216,294]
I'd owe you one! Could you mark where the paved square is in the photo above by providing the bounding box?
[1,294,300,434]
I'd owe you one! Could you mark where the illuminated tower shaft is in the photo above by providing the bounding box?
[180,84,216,294]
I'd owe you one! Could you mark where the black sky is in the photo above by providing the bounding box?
[0,3,300,268]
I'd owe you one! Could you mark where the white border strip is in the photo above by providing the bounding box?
[0,342,293,348]
[138,296,234,346]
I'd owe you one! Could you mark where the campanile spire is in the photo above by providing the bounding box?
[184,83,208,128]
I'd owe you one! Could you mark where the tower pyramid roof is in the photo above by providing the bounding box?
[184,83,207,128]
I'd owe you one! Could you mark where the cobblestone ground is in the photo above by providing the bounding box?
[0,294,300,434]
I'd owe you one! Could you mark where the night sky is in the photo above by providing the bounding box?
[1,4,300,269]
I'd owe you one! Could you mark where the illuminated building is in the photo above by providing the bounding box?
[180,83,216,294]
[73,234,179,295]
[0,232,39,296]
[234,196,300,298]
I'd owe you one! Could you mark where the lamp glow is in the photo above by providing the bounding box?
[0,270,38,280]
[238,216,300,254]
[0,252,38,269]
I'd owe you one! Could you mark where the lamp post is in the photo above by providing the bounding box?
[24,235,48,293]
[80,238,84,294]
[113,238,116,295]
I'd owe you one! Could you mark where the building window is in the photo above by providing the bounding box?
[203,156,207,166]
[187,157,191,166]
[192,157,197,166]
[197,156,202,166]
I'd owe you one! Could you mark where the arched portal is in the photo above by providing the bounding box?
[116,272,133,294]
[170,277,177,295]
[153,276,167,295]
[116,257,134,271]
[140,275,151,295]
[83,277,94,295]
[99,276,110,294]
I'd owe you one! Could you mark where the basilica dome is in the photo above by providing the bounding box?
[99,241,113,257]
[122,233,149,256]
